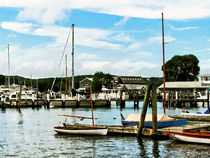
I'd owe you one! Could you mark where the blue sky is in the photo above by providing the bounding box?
[0,0,209,78]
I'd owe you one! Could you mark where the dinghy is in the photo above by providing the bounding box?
[54,124,108,136]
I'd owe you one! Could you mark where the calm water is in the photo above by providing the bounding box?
[0,102,209,158]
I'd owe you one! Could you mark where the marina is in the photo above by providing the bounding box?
[1,1,210,157]
[1,103,210,157]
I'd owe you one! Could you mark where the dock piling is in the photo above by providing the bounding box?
[152,85,157,134]
[137,84,152,138]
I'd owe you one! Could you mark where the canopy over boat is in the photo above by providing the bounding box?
[124,113,174,122]
[121,113,188,128]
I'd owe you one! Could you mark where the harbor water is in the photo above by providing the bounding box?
[0,102,209,158]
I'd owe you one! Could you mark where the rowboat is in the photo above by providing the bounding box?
[121,113,188,128]
[54,124,108,136]
[168,130,210,144]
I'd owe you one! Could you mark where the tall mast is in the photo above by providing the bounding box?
[65,55,68,95]
[162,13,166,114]
[7,44,10,88]
[72,24,75,90]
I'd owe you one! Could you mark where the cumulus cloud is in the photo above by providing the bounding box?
[114,16,130,26]
[1,0,210,24]
[1,21,126,50]
[148,35,176,44]
[170,25,198,31]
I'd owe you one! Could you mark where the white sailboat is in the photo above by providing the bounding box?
[54,84,108,135]
[54,24,107,135]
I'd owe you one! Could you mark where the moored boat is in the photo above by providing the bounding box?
[168,130,210,144]
[121,113,188,128]
[54,125,108,135]
[181,108,210,116]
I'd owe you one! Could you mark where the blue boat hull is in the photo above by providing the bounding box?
[121,120,188,128]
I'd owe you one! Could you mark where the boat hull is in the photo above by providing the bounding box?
[121,120,188,128]
[54,126,108,136]
[169,132,210,144]
[181,112,210,117]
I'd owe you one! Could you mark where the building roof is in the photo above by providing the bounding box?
[79,77,93,83]
[118,76,146,84]
[158,81,209,89]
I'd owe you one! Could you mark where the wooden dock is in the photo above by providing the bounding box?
[94,121,210,137]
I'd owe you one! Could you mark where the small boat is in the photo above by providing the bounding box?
[54,124,108,136]
[167,130,210,144]
[181,108,210,116]
[54,76,108,135]
[121,113,188,128]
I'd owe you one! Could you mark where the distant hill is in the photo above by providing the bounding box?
[0,74,162,91]
[0,74,93,92]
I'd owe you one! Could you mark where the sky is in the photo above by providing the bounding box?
[0,0,210,79]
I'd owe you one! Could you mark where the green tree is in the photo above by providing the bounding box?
[164,54,200,81]
[92,72,113,92]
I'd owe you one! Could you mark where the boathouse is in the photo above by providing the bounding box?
[158,81,210,106]
[199,74,210,86]
[77,77,93,93]
[116,76,147,99]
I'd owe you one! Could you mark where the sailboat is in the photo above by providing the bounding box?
[54,84,108,135]
[121,13,188,128]
[54,24,107,135]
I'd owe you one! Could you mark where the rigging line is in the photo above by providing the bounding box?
[59,69,65,92]
[50,26,72,91]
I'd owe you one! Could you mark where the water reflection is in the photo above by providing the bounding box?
[1,104,209,157]
[138,138,147,157]
[138,138,160,158]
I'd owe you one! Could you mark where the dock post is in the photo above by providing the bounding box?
[137,84,152,138]
[18,84,22,110]
[152,85,157,134]
[207,90,209,109]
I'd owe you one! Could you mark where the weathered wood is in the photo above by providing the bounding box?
[152,86,157,134]
[18,84,22,109]
[137,84,152,138]
[207,90,209,109]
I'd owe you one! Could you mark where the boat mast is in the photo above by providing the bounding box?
[7,44,10,88]
[65,55,68,96]
[162,13,166,114]
[72,24,75,90]
[90,84,95,128]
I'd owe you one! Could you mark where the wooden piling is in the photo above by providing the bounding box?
[18,84,22,109]
[152,85,157,134]
[207,90,209,109]
[137,84,152,138]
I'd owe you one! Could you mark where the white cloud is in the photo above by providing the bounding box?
[114,16,129,26]
[7,33,17,38]
[0,44,161,78]
[125,42,142,51]
[134,51,152,57]
[148,35,176,44]
[1,0,210,24]
[200,59,210,74]
[170,25,198,31]
[1,21,125,50]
